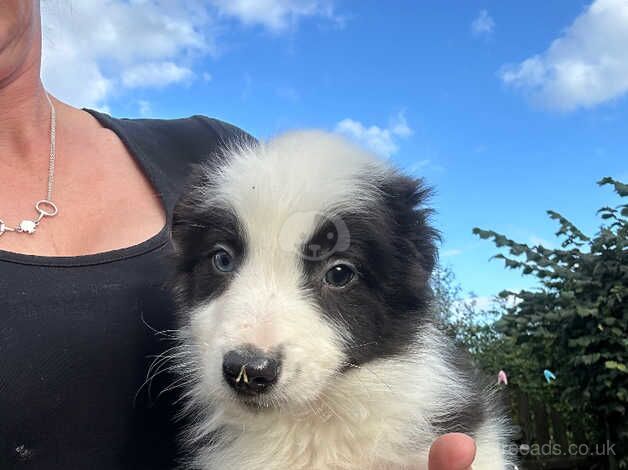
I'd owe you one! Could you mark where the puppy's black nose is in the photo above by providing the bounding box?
[222,347,280,394]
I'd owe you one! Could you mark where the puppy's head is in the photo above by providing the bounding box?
[172,131,438,411]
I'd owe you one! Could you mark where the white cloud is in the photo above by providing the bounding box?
[442,249,462,257]
[500,0,628,111]
[335,111,413,157]
[41,0,336,109]
[138,100,152,117]
[465,295,494,311]
[406,159,431,174]
[335,119,397,157]
[122,62,194,88]
[529,235,554,249]
[451,296,496,317]
[389,111,413,137]
[471,10,495,37]
[209,0,339,32]
[41,0,211,109]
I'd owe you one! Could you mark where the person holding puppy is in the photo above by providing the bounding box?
[0,1,477,469]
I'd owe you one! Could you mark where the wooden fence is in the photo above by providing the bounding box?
[508,390,606,470]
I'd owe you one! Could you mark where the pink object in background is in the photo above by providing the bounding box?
[497,370,508,385]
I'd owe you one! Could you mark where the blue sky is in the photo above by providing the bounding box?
[42,0,627,304]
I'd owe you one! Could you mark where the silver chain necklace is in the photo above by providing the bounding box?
[0,93,59,237]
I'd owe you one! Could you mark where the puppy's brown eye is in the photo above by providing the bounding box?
[212,249,234,273]
[324,264,355,288]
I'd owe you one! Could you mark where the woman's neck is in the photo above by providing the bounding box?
[0,21,51,163]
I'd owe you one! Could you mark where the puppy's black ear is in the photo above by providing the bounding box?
[381,175,440,277]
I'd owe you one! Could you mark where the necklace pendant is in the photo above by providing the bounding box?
[17,220,37,234]
[0,221,6,236]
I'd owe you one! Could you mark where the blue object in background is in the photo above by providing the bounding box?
[544,369,556,383]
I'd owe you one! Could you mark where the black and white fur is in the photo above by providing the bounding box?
[170,131,512,469]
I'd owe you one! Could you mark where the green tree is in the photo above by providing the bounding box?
[431,264,555,436]
[473,177,628,470]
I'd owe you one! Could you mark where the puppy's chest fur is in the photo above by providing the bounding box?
[201,418,425,469]
[192,379,431,470]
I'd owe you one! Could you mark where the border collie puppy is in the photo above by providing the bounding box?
[170,131,512,469]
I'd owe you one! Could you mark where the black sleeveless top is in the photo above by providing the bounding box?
[0,110,249,469]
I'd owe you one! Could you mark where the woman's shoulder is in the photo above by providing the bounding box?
[84,110,256,215]
[131,114,255,155]
[86,110,255,167]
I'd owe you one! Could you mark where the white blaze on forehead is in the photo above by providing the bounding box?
[207,130,390,257]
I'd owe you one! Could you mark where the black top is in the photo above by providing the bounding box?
[0,110,249,469]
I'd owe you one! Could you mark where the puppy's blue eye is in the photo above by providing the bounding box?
[324,264,355,288]
[212,249,234,273]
